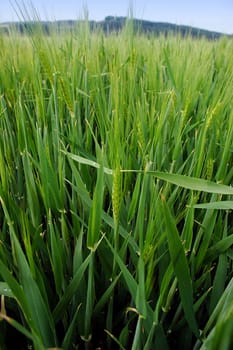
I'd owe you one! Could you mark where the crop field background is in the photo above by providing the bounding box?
[0,20,233,349]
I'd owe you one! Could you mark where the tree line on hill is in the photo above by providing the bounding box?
[0,16,230,39]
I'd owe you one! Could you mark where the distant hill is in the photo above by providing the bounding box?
[97,16,228,39]
[0,16,231,39]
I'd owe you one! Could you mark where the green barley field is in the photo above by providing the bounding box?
[0,19,233,349]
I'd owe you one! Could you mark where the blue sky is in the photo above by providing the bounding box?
[1,0,232,34]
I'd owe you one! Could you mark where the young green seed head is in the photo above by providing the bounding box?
[112,165,122,226]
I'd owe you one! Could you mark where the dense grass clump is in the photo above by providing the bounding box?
[0,22,233,349]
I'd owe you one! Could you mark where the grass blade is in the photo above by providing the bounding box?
[0,197,56,347]
[65,152,233,195]
[194,201,233,209]
[52,253,92,322]
[0,282,13,298]
[151,172,233,195]
[161,196,200,338]
[87,156,105,250]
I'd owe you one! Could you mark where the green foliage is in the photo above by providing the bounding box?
[0,20,233,349]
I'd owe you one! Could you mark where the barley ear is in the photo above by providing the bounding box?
[112,165,122,226]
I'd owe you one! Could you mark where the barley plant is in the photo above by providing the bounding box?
[0,17,233,350]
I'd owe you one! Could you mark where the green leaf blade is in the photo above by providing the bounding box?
[162,197,200,338]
